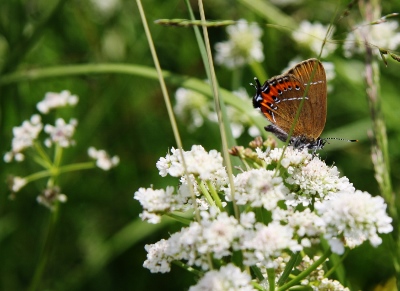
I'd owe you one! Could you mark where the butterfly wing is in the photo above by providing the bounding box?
[255,59,326,141]
[287,59,327,140]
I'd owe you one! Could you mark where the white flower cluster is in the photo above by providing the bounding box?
[315,191,393,254]
[136,144,393,289]
[88,147,120,171]
[156,145,227,184]
[173,87,213,131]
[4,90,119,206]
[225,168,288,210]
[4,115,43,162]
[189,264,255,291]
[292,21,337,57]
[135,186,178,224]
[344,21,400,58]
[258,147,354,207]
[4,91,81,163]
[174,87,260,138]
[215,19,264,68]
[37,90,78,114]
[44,118,78,148]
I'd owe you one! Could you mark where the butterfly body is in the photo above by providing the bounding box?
[253,59,327,151]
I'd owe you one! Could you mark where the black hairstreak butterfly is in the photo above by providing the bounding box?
[252,58,356,151]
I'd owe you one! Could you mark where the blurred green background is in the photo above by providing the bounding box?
[0,0,399,290]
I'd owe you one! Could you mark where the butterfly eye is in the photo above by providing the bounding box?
[262,86,270,94]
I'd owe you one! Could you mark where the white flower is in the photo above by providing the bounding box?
[189,264,255,291]
[285,208,325,246]
[344,21,400,57]
[156,145,227,185]
[263,146,311,169]
[37,90,78,114]
[134,187,175,224]
[215,19,264,68]
[144,210,245,272]
[227,88,257,138]
[241,222,302,267]
[315,190,393,254]
[8,176,27,192]
[315,278,350,291]
[225,168,288,210]
[4,115,43,162]
[44,118,77,148]
[36,187,67,210]
[285,156,354,206]
[292,21,337,57]
[174,87,212,131]
[88,147,119,170]
[199,210,243,259]
[143,239,172,273]
[174,86,257,138]
[90,0,120,17]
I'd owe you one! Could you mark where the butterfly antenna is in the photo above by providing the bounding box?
[250,77,261,90]
[323,137,358,144]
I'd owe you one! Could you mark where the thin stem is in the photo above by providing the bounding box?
[267,268,276,291]
[206,181,223,210]
[278,249,331,291]
[27,203,60,291]
[362,0,399,285]
[198,180,217,208]
[135,0,201,224]
[197,0,240,222]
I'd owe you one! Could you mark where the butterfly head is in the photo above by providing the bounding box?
[251,77,263,109]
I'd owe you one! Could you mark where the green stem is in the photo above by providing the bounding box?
[198,180,217,208]
[166,213,193,225]
[206,181,223,210]
[324,249,349,278]
[24,170,53,183]
[27,202,60,291]
[278,249,331,291]
[58,162,95,174]
[33,142,53,169]
[267,268,276,291]
[197,0,240,223]
[136,0,201,228]
[363,1,399,284]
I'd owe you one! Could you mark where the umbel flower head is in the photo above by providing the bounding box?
[135,140,393,289]
[292,21,337,58]
[215,19,264,68]
[4,89,119,209]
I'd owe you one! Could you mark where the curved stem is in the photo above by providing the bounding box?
[28,202,60,291]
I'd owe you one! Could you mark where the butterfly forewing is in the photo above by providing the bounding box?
[257,59,327,141]
[286,59,327,139]
[259,75,308,135]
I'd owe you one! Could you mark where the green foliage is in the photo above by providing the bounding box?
[0,0,399,290]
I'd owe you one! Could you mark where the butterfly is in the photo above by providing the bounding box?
[252,58,329,151]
